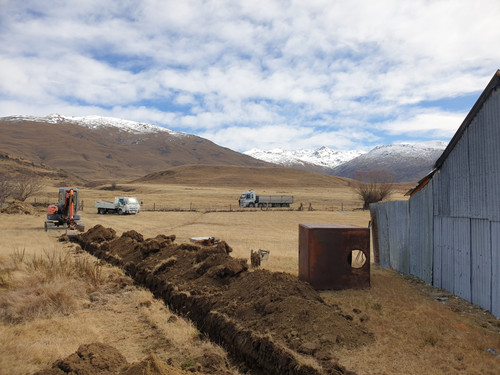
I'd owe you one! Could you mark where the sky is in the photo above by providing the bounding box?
[1,0,499,152]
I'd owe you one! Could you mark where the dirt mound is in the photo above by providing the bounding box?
[77,226,373,374]
[33,342,127,374]
[1,200,36,215]
[33,343,191,375]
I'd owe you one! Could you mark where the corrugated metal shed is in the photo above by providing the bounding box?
[371,70,500,318]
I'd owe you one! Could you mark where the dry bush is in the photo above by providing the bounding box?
[353,171,396,209]
[11,175,44,202]
[0,250,104,323]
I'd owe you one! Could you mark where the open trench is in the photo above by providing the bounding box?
[76,225,373,375]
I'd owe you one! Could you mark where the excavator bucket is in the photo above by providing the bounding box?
[66,222,85,239]
[65,229,80,239]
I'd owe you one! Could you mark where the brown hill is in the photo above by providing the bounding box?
[136,164,351,188]
[0,152,86,186]
[0,117,269,181]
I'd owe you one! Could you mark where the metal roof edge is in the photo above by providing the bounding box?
[405,168,437,196]
[434,70,500,169]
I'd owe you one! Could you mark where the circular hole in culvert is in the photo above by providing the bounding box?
[348,249,366,269]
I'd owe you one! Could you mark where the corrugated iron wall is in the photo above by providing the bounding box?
[370,86,500,318]
[372,201,499,318]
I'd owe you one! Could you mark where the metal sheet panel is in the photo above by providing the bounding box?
[433,216,442,288]
[485,90,500,221]
[467,107,489,220]
[434,167,451,217]
[490,221,500,318]
[440,217,455,294]
[453,218,471,301]
[471,219,492,311]
[387,201,409,273]
[447,134,470,218]
[373,204,391,268]
[409,181,433,284]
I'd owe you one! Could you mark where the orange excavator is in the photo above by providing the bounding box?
[45,187,85,237]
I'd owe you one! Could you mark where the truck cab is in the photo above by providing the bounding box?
[115,197,140,214]
[239,191,257,207]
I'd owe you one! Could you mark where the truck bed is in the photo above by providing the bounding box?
[257,195,293,204]
[95,200,116,209]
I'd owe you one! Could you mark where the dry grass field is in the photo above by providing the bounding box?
[1,181,499,374]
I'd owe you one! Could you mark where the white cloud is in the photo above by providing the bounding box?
[382,110,466,139]
[200,124,378,151]
[1,0,499,151]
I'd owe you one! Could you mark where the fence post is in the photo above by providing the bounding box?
[153,202,155,211]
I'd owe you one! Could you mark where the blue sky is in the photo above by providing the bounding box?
[1,0,499,152]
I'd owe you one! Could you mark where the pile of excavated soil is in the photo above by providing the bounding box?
[1,200,36,214]
[33,342,188,375]
[77,225,374,375]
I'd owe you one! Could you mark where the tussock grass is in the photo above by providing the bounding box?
[0,249,104,323]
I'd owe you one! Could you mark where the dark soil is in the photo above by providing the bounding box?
[76,225,374,375]
[33,342,187,375]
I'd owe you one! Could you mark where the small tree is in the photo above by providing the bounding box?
[353,171,396,209]
[11,175,44,202]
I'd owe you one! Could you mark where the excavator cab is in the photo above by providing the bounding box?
[45,187,84,237]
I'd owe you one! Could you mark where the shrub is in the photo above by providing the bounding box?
[352,171,396,209]
[11,175,44,202]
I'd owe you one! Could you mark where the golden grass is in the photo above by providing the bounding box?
[322,268,500,375]
[1,182,499,375]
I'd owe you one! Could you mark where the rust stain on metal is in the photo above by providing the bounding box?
[299,224,370,290]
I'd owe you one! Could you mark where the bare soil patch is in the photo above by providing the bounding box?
[77,225,373,374]
[33,342,188,375]
[1,201,36,215]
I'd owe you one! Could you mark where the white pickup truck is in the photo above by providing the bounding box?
[95,197,141,215]
[238,191,293,208]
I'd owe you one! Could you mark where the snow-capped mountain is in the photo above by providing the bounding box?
[0,114,269,180]
[244,146,366,170]
[245,141,447,182]
[331,141,448,182]
[5,114,183,136]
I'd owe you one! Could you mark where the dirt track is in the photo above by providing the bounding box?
[74,225,373,375]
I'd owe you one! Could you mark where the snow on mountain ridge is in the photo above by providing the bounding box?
[245,141,448,172]
[366,141,448,158]
[4,114,183,136]
[244,147,366,169]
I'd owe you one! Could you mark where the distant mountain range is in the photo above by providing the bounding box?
[0,114,447,183]
[244,147,365,171]
[245,141,447,182]
[0,114,270,181]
